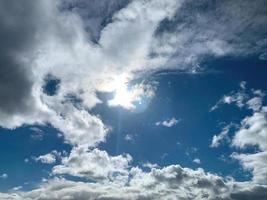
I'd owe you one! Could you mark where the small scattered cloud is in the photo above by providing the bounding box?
[11,186,23,191]
[210,123,237,148]
[211,82,265,112]
[193,158,201,164]
[212,83,267,184]
[142,162,159,169]
[259,51,267,60]
[124,134,135,142]
[161,153,168,160]
[155,117,180,127]
[29,127,44,141]
[33,150,61,164]
[185,147,198,157]
[0,173,8,179]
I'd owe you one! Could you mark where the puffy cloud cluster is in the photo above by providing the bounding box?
[0,0,183,148]
[1,0,266,145]
[211,83,267,185]
[232,106,267,184]
[1,165,267,200]
[52,147,132,184]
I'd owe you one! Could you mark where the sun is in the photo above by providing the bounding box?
[107,74,154,112]
[108,74,138,110]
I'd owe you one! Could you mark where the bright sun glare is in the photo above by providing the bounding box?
[108,74,142,110]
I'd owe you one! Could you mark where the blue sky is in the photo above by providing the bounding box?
[0,0,267,199]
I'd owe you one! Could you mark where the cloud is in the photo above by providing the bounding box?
[60,0,131,43]
[210,124,237,148]
[33,150,61,164]
[193,158,201,164]
[212,83,267,185]
[259,51,267,60]
[0,173,7,179]
[142,162,159,169]
[231,106,267,184]
[155,117,180,127]
[0,166,232,200]
[0,0,265,147]
[211,82,265,112]
[151,0,267,68]
[0,0,182,148]
[1,164,267,200]
[29,127,44,141]
[0,0,267,199]
[1,165,267,200]
[52,147,132,184]
[124,134,135,142]
[211,83,248,111]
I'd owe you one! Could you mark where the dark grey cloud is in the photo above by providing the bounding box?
[152,0,267,67]
[231,185,267,200]
[0,0,41,125]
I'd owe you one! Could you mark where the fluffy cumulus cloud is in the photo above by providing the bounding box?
[211,83,267,185]
[0,0,182,147]
[1,0,265,145]
[1,165,267,200]
[52,146,132,183]
[1,0,267,199]
[231,106,267,184]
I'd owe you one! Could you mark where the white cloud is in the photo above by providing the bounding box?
[246,96,264,111]
[52,147,132,184]
[212,83,267,185]
[124,134,135,142]
[1,164,267,200]
[210,124,236,148]
[0,173,7,179]
[231,106,267,184]
[0,0,182,149]
[33,150,61,164]
[155,117,180,127]
[11,186,23,191]
[0,1,267,199]
[142,162,159,169]
[211,82,265,112]
[0,166,237,200]
[193,158,201,164]
[29,127,44,141]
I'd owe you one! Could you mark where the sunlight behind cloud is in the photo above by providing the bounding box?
[107,74,155,111]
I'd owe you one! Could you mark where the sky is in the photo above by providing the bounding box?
[0,0,267,199]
